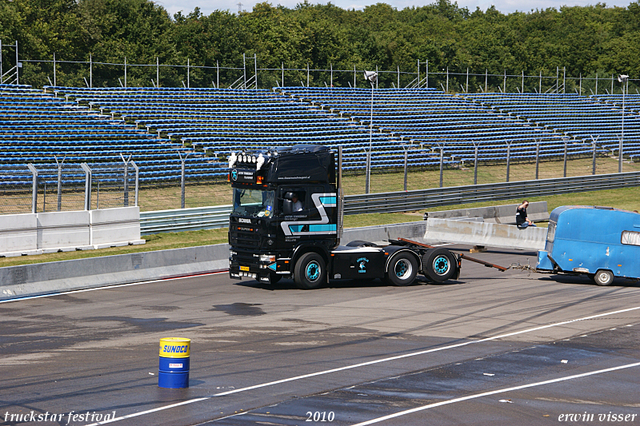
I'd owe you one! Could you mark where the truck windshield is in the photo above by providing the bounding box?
[232,188,275,218]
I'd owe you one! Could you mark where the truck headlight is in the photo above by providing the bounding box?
[259,254,276,263]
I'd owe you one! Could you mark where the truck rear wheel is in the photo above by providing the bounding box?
[423,248,457,283]
[592,269,614,286]
[385,252,418,286]
[294,252,326,290]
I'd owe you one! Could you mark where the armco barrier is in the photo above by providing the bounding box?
[139,172,639,234]
[140,206,231,235]
[0,215,549,300]
[344,171,640,215]
[0,222,427,299]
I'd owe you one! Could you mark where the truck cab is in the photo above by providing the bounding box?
[228,145,340,286]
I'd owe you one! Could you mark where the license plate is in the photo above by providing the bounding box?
[240,266,250,272]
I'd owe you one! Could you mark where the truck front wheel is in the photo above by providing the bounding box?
[423,248,457,283]
[385,252,418,286]
[592,269,614,286]
[294,252,326,290]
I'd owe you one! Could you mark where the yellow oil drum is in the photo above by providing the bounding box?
[158,337,190,388]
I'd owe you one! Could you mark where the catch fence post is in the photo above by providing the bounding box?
[27,164,38,213]
[81,163,92,210]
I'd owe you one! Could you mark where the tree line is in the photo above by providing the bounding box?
[1,0,639,90]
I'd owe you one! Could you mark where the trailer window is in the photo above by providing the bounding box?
[547,222,556,243]
[621,230,640,246]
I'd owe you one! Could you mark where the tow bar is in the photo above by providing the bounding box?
[396,238,509,272]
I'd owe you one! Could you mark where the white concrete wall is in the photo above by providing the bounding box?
[0,213,38,256]
[90,206,144,248]
[424,218,548,251]
[0,207,144,257]
[37,210,91,252]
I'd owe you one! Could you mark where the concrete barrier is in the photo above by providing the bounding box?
[0,210,547,300]
[90,207,145,249]
[0,207,145,257]
[0,213,39,256]
[0,244,230,300]
[426,201,549,224]
[424,218,548,251]
[342,221,427,243]
[0,222,428,300]
[37,210,92,252]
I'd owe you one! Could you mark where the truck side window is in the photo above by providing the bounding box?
[282,190,306,216]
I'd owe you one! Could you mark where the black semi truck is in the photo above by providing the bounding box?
[228,145,461,289]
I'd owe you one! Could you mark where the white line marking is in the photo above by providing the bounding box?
[0,271,226,304]
[351,361,640,426]
[85,305,640,425]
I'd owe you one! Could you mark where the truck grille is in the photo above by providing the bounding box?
[230,230,260,250]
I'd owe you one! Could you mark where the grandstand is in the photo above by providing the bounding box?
[44,86,445,172]
[463,92,640,161]
[277,86,593,165]
[0,84,226,188]
[2,83,638,198]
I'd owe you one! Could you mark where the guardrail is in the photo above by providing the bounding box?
[140,171,640,234]
[344,171,640,214]
[140,205,232,235]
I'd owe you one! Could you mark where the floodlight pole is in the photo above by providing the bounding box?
[401,143,409,191]
[366,83,373,193]
[473,143,479,185]
[619,75,628,173]
[505,142,511,182]
[55,155,66,211]
[364,71,377,194]
[563,137,569,177]
[590,135,599,175]
[534,139,540,180]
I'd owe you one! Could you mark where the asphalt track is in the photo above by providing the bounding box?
[1,246,639,426]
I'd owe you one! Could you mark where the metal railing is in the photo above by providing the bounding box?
[139,171,640,234]
[344,171,640,214]
[3,38,637,93]
[140,205,232,235]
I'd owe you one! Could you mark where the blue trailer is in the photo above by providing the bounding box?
[537,206,640,285]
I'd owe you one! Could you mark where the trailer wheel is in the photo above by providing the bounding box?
[385,252,418,286]
[592,269,614,286]
[294,252,326,290]
[423,248,457,283]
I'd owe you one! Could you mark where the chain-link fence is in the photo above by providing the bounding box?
[0,162,139,215]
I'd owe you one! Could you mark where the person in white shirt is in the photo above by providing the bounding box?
[291,193,303,212]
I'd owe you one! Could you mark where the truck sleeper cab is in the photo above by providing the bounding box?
[537,205,640,285]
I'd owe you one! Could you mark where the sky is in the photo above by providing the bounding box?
[154,0,636,17]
